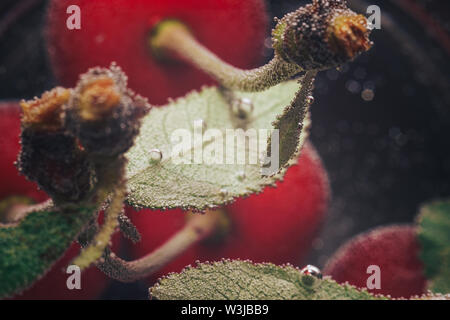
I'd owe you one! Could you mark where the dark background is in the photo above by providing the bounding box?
[0,0,449,299]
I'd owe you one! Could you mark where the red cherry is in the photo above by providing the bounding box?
[323,225,427,298]
[0,102,118,300]
[0,102,47,203]
[128,142,330,283]
[46,0,268,105]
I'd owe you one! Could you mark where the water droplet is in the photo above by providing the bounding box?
[232,98,254,119]
[300,265,322,279]
[148,149,162,163]
[306,95,315,104]
[236,171,246,181]
[300,265,322,288]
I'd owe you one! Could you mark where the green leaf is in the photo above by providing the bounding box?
[125,81,309,211]
[417,200,450,293]
[150,260,384,300]
[268,71,315,172]
[0,203,96,299]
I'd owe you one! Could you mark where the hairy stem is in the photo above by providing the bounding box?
[97,209,223,282]
[72,179,127,270]
[151,21,302,92]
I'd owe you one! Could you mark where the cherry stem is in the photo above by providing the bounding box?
[151,20,302,92]
[97,209,223,282]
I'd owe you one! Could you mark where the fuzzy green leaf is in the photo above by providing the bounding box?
[269,71,315,171]
[125,81,309,211]
[417,200,450,293]
[150,260,384,300]
[0,204,96,299]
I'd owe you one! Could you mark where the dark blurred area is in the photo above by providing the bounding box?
[0,0,449,299]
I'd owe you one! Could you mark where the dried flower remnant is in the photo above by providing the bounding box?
[327,14,371,60]
[16,64,151,270]
[274,0,372,71]
[21,87,71,131]
[66,64,150,158]
[18,87,95,203]
[77,77,122,121]
[65,64,151,269]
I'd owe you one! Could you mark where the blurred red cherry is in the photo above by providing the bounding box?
[324,225,427,298]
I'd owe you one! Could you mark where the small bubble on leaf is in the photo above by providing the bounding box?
[300,265,322,279]
[148,149,163,163]
[300,264,322,288]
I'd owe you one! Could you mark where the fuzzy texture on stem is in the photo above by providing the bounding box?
[151,1,372,92]
[96,210,223,282]
[46,0,268,104]
[72,175,126,270]
[151,20,302,92]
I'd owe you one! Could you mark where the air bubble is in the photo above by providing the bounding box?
[300,265,322,279]
[300,264,322,289]
[148,149,163,163]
